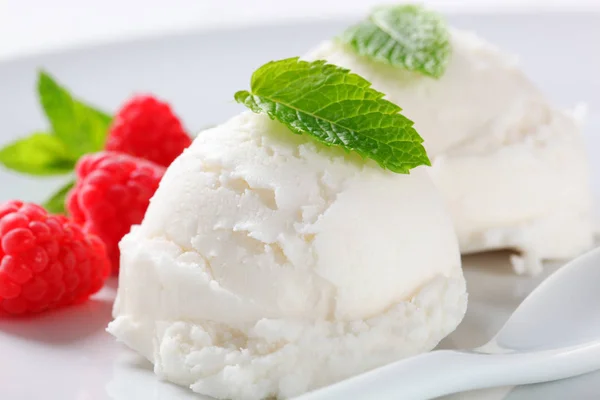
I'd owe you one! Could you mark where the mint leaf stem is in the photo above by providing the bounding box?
[43,179,75,215]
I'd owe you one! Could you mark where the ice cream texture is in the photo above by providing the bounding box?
[307,28,593,274]
[109,112,467,399]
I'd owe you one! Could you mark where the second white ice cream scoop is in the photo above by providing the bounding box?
[306,28,593,274]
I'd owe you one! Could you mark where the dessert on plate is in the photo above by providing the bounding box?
[0,3,593,399]
[109,58,467,399]
[307,5,593,274]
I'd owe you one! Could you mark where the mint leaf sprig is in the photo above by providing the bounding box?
[0,71,112,213]
[0,132,76,176]
[38,71,112,157]
[341,4,451,78]
[235,57,430,173]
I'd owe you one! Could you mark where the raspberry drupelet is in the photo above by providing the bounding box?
[0,201,110,315]
[105,95,191,167]
[67,152,165,272]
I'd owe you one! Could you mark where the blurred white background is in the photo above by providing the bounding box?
[1,0,599,60]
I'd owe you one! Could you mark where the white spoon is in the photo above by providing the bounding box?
[299,247,600,400]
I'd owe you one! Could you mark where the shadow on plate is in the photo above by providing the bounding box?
[0,295,114,344]
[462,250,517,274]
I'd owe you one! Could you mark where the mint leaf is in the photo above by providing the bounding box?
[0,133,77,176]
[235,58,430,173]
[43,180,75,215]
[38,71,112,157]
[341,4,450,78]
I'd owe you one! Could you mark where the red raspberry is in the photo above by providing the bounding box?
[0,201,110,316]
[105,95,191,167]
[67,152,165,272]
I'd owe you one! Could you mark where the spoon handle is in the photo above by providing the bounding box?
[298,341,600,400]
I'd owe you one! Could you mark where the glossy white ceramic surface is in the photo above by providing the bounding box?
[0,12,599,400]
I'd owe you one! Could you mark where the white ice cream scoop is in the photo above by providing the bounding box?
[109,112,468,399]
[299,247,600,400]
[306,32,594,274]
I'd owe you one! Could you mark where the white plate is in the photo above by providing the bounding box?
[0,13,599,400]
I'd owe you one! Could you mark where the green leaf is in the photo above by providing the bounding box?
[37,71,112,157]
[341,4,451,78]
[235,58,430,173]
[43,180,75,215]
[0,133,77,176]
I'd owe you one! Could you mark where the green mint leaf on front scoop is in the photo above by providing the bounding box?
[235,58,430,173]
[43,179,75,214]
[0,133,77,175]
[38,71,112,157]
[341,4,450,78]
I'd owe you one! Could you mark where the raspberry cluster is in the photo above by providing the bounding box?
[1,94,188,316]
[0,201,110,315]
[106,95,191,167]
[67,152,165,271]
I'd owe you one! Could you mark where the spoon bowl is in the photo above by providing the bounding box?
[299,247,600,400]
[491,246,600,352]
